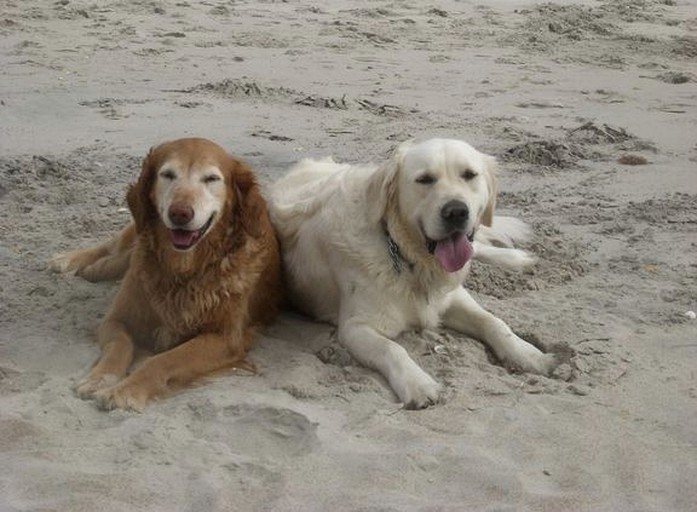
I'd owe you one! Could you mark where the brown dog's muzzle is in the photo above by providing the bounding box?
[168,204,194,227]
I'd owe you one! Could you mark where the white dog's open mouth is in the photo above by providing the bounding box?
[427,230,475,273]
[168,214,215,251]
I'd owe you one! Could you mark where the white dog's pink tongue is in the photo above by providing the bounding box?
[434,232,473,272]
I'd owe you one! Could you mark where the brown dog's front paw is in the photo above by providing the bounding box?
[50,252,76,274]
[94,382,148,412]
[75,373,120,399]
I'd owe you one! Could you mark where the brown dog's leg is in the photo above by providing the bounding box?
[51,223,135,282]
[94,331,251,411]
[77,245,132,282]
[75,319,135,398]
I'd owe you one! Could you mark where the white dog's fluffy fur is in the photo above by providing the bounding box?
[270,138,556,408]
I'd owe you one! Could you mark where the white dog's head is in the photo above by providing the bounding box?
[369,138,498,273]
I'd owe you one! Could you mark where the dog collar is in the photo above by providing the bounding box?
[383,222,413,274]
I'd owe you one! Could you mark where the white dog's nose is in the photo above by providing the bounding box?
[440,200,469,230]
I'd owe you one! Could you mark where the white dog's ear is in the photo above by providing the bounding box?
[481,154,498,227]
[367,140,412,223]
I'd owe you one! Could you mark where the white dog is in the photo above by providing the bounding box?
[270,138,557,408]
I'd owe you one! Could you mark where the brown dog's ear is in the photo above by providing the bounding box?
[227,158,266,239]
[481,154,498,227]
[366,140,412,223]
[127,146,159,233]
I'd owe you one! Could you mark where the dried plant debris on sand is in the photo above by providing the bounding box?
[295,95,349,110]
[355,98,406,117]
[567,121,656,151]
[501,140,588,168]
[175,78,407,117]
[653,71,695,84]
[503,121,655,169]
[179,79,298,100]
[567,121,637,144]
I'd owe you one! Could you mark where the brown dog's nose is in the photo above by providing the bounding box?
[168,204,194,227]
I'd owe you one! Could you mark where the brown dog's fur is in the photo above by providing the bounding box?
[52,138,282,410]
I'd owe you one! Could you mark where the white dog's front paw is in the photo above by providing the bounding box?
[391,365,442,410]
[503,339,557,376]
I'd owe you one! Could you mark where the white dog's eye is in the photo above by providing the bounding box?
[461,170,477,181]
[160,169,176,180]
[203,175,221,184]
[415,174,436,185]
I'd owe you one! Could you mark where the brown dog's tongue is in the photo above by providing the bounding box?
[434,232,473,272]
[170,229,198,249]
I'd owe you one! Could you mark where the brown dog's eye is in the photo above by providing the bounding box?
[461,170,477,181]
[160,170,176,180]
[415,174,436,185]
[203,175,221,184]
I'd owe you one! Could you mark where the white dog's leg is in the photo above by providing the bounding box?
[442,287,556,374]
[338,320,442,409]
[477,216,533,247]
[473,243,537,271]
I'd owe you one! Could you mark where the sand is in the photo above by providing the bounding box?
[1,0,696,510]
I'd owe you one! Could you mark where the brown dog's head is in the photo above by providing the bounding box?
[127,138,264,253]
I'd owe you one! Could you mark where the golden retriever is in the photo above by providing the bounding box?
[270,138,557,409]
[52,138,282,410]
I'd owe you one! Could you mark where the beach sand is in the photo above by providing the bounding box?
[1,1,696,510]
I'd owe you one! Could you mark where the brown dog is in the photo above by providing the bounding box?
[52,138,282,410]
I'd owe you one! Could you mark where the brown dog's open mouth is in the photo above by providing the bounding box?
[169,214,215,251]
[426,230,475,273]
